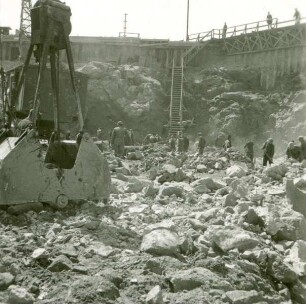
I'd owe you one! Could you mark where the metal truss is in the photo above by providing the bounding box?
[224,25,306,55]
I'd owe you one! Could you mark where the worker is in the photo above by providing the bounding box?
[177,132,184,153]
[294,8,301,25]
[154,133,161,143]
[223,135,232,151]
[286,140,301,161]
[262,138,274,166]
[169,135,176,152]
[197,132,206,155]
[17,109,34,135]
[222,22,227,38]
[65,130,71,140]
[266,12,273,29]
[76,130,84,147]
[183,134,190,152]
[143,133,153,145]
[0,122,13,144]
[298,136,306,160]
[96,127,102,140]
[244,141,254,163]
[111,121,127,157]
[129,129,135,145]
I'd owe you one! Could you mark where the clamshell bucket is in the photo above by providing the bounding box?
[0,130,111,208]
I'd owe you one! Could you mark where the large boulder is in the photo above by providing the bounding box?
[226,165,246,178]
[167,267,222,292]
[8,286,35,304]
[286,178,306,218]
[146,285,164,304]
[191,177,224,191]
[267,253,298,284]
[140,229,180,257]
[0,273,14,291]
[204,225,259,252]
[263,164,288,181]
[158,184,184,198]
[286,240,306,276]
[225,290,263,304]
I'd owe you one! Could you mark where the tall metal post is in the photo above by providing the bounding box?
[19,0,32,60]
[123,13,128,37]
[186,0,190,41]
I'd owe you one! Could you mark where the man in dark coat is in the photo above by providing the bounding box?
[244,141,254,163]
[299,136,306,160]
[197,133,206,155]
[262,138,274,166]
[286,141,301,161]
[183,134,189,152]
[111,121,127,157]
[169,135,176,152]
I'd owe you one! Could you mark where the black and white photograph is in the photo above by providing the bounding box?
[0,0,306,303]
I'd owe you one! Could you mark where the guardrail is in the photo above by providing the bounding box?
[188,17,306,42]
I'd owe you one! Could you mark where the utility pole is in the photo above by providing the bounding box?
[123,13,128,37]
[19,0,32,60]
[186,0,190,41]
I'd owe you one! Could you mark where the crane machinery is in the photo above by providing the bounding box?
[0,0,111,208]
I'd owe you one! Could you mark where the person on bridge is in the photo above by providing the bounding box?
[222,23,227,38]
[266,12,273,29]
[294,8,301,25]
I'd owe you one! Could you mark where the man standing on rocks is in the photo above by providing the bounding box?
[183,134,189,152]
[286,140,301,161]
[111,121,127,157]
[197,132,206,155]
[223,135,232,151]
[262,138,274,166]
[177,132,184,153]
[169,134,176,152]
[298,136,306,160]
[244,141,254,164]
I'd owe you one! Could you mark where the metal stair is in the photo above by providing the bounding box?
[169,58,184,136]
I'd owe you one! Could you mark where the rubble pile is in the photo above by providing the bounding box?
[1,144,306,304]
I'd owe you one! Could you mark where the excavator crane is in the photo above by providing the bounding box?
[0,0,111,208]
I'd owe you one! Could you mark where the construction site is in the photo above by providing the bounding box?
[0,0,306,303]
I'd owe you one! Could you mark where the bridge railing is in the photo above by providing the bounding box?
[188,17,306,42]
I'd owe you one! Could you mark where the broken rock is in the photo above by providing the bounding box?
[47,255,73,272]
[0,273,14,291]
[225,290,262,304]
[146,285,163,304]
[140,229,180,257]
[8,286,35,304]
[204,225,259,252]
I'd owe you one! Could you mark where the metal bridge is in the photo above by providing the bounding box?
[185,17,306,62]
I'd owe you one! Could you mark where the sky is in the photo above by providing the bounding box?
[0,0,305,40]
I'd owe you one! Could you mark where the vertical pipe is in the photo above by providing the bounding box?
[186,0,190,41]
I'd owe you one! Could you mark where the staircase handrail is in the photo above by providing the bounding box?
[170,59,175,121]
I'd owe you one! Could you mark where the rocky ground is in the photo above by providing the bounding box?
[1,143,306,304]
